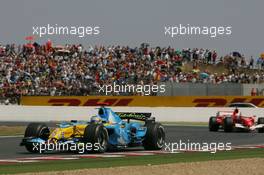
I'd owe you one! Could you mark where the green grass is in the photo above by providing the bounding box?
[1,149,264,174]
[0,126,25,136]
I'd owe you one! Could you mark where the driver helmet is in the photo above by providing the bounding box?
[90,115,102,123]
[234,107,239,114]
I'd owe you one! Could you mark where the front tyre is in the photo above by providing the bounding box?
[257,117,264,133]
[83,124,109,153]
[143,122,165,150]
[209,116,219,132]
[24,123,50,153]
[223,117,234,132]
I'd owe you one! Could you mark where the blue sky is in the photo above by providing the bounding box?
[0,0,263,58]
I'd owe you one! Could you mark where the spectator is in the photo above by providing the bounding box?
[0,42,263,104]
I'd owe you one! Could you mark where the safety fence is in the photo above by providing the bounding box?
[21,96,264,107]
[0,106,262,122]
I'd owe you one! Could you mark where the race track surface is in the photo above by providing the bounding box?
[0,126,264,159]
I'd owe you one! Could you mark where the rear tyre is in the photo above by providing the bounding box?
[257,117,264,133]
[83,124,109,153]
[143,122,165,150]
[223,117,234,132]
[209,116,219,132]
[24,123,50,153]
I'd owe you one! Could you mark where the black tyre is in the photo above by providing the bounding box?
[143,122,165,150]
[83,124,109,153]
[257,117,264,133]
[24,123,50,153]
[223,117,234,132]
[209,116,219,132]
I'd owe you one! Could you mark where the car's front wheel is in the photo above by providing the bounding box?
[24,123,50,153]
[209,116,219,132]
[257,117,264,133]
[223,117,234,132]
[143,122,165,150]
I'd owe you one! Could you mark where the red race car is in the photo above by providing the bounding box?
[209,108,264,132]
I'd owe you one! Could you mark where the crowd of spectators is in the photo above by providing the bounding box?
[0,42,264,104]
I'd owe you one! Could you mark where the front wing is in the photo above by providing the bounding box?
[234,123,264,131]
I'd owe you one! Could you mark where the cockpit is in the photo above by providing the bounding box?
[97,107,121,124]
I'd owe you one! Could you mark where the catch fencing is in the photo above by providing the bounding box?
[158,82,264,96]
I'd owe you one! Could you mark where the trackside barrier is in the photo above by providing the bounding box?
[21,96,264,107]
[0,106,263,122]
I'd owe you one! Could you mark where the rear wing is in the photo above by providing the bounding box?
[116,112,154,121]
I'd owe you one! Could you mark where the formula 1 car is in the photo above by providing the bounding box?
[209,108,264,132]
[20,105,165,153]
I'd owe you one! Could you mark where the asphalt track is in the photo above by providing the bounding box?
[0,125,264,159]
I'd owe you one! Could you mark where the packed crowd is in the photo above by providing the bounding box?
[0,42,264,104]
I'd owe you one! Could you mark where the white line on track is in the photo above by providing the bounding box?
[21,157,79,160]
[0,135,23,138]
[104,152,155,156]
[78,155,125,158]
[0,159,40,163]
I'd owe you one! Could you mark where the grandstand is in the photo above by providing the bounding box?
[0,42,264,104]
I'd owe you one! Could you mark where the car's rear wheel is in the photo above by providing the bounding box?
[209,116,219,132]
[24,123,50,153]
[83,124,109,153]
[223,117,234,132]
[143,122,165,150]
[257,117,264,133]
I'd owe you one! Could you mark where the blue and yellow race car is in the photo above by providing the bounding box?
[20,105,165,153]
